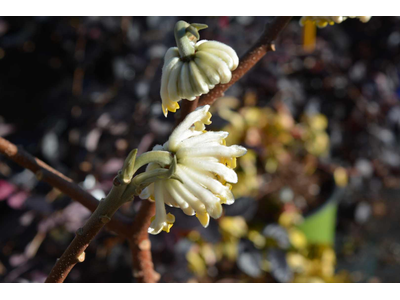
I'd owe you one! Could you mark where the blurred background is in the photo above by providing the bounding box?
[1,16,400,283]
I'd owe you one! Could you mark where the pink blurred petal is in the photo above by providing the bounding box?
[0,180,16,201]
[101,158,123,175]
[7,191,28,209]
[0,123,16,136]
[9,254,27,267]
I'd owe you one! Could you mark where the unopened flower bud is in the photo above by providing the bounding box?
[160,21,239,117]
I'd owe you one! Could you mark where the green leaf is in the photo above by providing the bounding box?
[297,200,337,245]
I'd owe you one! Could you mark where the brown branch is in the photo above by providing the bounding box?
[45,210,105,282]
[128,200,159,283]
[0,136,159,282]
[199,16,292,106]
[44,149,144,283]
[125,16,293,284]
[126,96,200,283]
[0,136,131,238]
[124,97,200,284]
[1,17,292,284]
[45,191,129,282]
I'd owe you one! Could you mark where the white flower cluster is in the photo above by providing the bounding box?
[139,105,247,234]
[300,16,371,28]
[160,26,238,117]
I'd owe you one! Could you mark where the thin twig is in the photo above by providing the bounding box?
[44,149,149,283]
[128,200,159,283]
[0,136,159,282]
[0,137,131,237]
[45,178,133,283]
[44,209,104,282]
[199,16,292,106]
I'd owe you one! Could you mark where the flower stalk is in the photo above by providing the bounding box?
[174,21,207,59]
[45,148,175,283]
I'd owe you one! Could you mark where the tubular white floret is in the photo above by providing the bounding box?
[160,21,239,117]
[139,105,247,234]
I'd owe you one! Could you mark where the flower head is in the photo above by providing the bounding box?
[160,21,239,117]
[139,105,247,234]
[300,16,371,28]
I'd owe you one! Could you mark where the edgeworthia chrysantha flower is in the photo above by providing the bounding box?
[139,105,247,234]
[160,21,239,117]
[300,16,371,28]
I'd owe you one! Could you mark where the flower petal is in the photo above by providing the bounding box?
[179,156,219,164]
[168,105,211,151]
[178,157,238,183]
[148,181,175,235]
[180,166,235,205]
[164,180,195,216]
[161,180,179,208]
[139,184,153,200]
[171,128,204,148]
[163,47,180,67]
[169,177,206,213]
[167,59,183,102]
[196,212,210,228]
[160,57,181,117]
[179,131,229,149]
[196,40,239,70]
[177,145,247,160]
[177,166,223,219]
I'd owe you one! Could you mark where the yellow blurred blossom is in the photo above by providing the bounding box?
[300,16,371,28]
[334,167,348,187]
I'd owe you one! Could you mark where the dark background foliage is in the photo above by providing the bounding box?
[1,16,400,282]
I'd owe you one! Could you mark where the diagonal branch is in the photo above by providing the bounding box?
[45,169,136,283]
[0,136,131,238]
[199,16,292,106]
[128,200,158,283]
[0,136,159,282]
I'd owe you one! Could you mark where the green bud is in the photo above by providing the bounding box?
[121,149,138,184]
[174,20,208,59]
